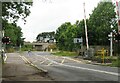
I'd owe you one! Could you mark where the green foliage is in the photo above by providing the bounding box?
[88,2,117,45]
[2,2,33,23]
[55,22,81,51]
[4,23,24,47]
[111,59,120,67]
[21,45,33,51]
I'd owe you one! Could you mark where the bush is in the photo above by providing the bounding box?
[21,45,33,51]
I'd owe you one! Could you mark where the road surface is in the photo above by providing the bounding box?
[20,51,119,82]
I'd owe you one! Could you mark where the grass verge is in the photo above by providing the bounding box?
[52,51,77,57]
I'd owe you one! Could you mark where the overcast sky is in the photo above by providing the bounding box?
[17,0,107,42]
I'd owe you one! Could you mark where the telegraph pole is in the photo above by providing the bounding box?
[83,2,89,50]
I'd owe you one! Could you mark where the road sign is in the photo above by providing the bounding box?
[74,37,83,43]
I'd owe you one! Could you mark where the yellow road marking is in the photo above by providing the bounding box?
[23,56,31,63]
[21,56,28,63]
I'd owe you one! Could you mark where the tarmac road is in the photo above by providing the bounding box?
[21,51,119,82]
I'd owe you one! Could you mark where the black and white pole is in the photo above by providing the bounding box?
[83,2,89,50]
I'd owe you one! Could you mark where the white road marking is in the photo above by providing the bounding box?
[62,64,119,76]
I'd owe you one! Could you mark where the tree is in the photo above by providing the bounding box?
[55,22,80,51]
[4,23,23,46]
[2,2,33,24]
[88,2,117,45]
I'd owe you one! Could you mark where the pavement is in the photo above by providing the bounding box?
[2,53,53,82]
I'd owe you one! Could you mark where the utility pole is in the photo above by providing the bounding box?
[83,2,89,50]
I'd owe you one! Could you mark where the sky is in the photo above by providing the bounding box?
[17,0,107,42]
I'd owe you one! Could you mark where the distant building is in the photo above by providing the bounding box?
[37,32,56,43]
[44,38,50,42]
